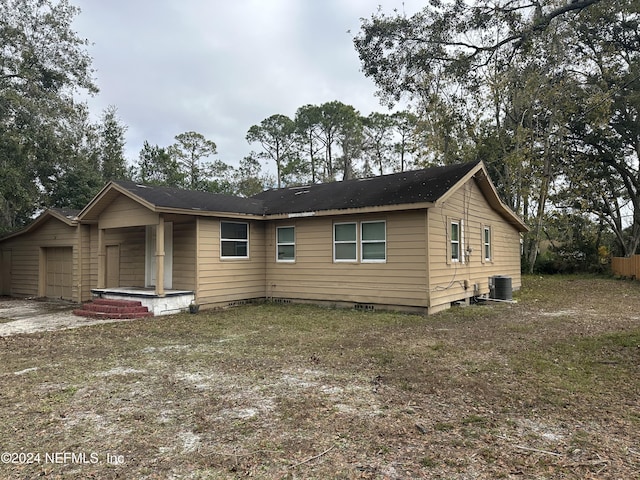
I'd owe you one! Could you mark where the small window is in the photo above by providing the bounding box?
[483,226,491,261]
[277,226,295,262]
[334,223,357,261]
[451,221,460,262]
[221,221,248,258]
[361,221,386,262]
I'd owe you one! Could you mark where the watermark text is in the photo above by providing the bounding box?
[1,451,125,465]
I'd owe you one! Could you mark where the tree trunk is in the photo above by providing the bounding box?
[525,154,553,273]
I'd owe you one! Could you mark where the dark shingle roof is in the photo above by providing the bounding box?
[113,162,480,216]
[0,208,80,240]
[252,162,480,214]
[113,181,266,215]
[50,207,81,219]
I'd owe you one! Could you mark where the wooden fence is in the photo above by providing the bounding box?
[611,255,640,279]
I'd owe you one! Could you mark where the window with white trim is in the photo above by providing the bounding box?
[220,221,248,258]
[451,221,460,262]
[276,226,295,262]
[334,223,357,261]
[483,226,491,261]
[361,221,386,262]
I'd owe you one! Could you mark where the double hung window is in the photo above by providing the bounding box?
[334,223,357,261]
[276,226,295,262]
[483,226,491,261]
[361,221,386,262]
[450,221,461,262]
[221,222,248,258]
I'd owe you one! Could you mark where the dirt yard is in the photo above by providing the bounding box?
[0,276,638,479]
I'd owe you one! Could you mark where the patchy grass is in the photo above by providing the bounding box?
[0,275,639,479]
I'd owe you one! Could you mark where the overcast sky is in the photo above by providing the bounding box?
[71,0,424,170]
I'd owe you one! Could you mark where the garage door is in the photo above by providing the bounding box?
[45,247,73,300]
[1,250,11,295]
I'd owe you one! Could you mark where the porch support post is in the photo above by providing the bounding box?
[97,227,106,289]
[155,216,165,296]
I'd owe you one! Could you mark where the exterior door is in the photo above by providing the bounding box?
[145,222,173,289]
[106,245,120,288]
[45,247,73,300]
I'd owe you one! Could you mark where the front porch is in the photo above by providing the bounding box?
[91,287,195,316]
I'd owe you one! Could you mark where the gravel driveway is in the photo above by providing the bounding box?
[0,298,133,336]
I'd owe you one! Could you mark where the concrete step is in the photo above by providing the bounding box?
[73,298,153,319]
[73,309,153,320]
[92,298,143,307]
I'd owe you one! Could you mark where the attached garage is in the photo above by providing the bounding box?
[0,209,88,302]
[43,246,73,300]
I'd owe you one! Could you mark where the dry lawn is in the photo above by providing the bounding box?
[0,275,639,479]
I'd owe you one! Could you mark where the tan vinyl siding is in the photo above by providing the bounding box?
[428,178,522,310]
[10,241,40,298]
[85,224,99,300]
[98,195,158,229]
[265,211,429,308]
[196,218,266,307]
[79,224,96,301]
[172,220,197,291]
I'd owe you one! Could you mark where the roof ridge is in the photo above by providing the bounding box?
[255,161,482,195]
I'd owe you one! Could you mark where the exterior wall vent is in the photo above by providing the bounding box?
[354,303,375,311]
[227,299,253,307]
[271,298,292,304]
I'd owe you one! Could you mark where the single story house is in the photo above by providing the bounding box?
[0,161,528,315]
